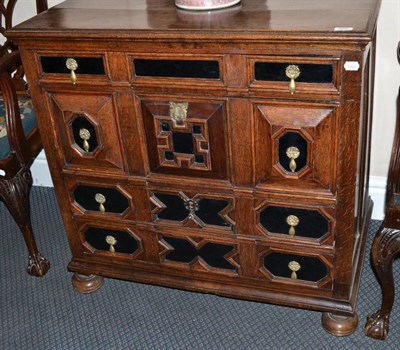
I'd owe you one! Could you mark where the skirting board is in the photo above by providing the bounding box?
[30,152,387,221]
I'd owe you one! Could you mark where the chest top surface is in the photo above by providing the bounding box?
[9,0,380,42]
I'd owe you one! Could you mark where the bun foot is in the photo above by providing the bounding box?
[27,252,50,277]
[321,312,358,336]
[71,273,104,294]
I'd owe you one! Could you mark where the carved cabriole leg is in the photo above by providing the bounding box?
[0,167,50,277]
[71,273,104,294]
[364,226,400,340]
[321,312,359,336]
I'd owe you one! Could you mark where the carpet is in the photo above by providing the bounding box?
[1,186,399,349]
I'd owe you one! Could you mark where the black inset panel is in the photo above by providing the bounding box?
[260,206,329,239]
[85,227,138,254]
[192,125,202,134]
[255,63,333,83]
[264,253,327,282]
[197,199,230,227]
[172,132,194,154]
[72,116,98,153]
[74,186,129,213]
[278,132,308,173]
[154,193,189,221]
[134,59,220,79]
[163,236,235,271]
[41,56,105,75]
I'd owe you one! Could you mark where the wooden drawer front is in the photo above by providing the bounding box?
[83,226,141,256]
[40,55,106,77]
[73,184,130,215]
[150,190,234,230]
[255,199,334,245]
[258,246,333,290]
[142,98,228,179]
[250,56,339,95]
[134,58,220,80]
[159,234,239,274]
[254,101,338,191]
[49,93,125,173]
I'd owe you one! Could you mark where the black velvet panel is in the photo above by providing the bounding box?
[134,59,220,79]
[172,132,194,154]
[260,206,329,239]
[254,63,333,83]
[192,125,202,134]
[40,56,105,75]
[161,122,171,131]
[278,132,308,173]
[264,253,327,282]
[197,199,230,227]
[163,236,235,270]
[73,186,129,213]
[154,193,189,221]
[71,116,98,153]
[85,227,138,254]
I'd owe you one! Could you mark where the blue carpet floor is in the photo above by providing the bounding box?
[1,186,399,349]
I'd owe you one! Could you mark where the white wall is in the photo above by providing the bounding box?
[14,0,400,219]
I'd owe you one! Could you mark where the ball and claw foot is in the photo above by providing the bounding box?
[364,311,390,340]
[321,312,359,337]
[27,252,50,277]
[72,273,104,294]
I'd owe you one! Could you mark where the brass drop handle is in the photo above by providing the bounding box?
[79,128,91,152]
[66,58,78,84]
[288,260,301,280]
[285,65,301,95]
[95,193,106,213]
[286,146,300,172]
[105,235,117,253]
[286,215,300,237]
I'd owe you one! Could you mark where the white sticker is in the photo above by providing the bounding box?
[334,27,354,31]
[0,169,5,176]
[344,61,360,71]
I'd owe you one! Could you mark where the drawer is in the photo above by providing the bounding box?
[257,245,333,290]
[254,100,338,192]
[83,225,142,257]
[73,184,131,215]
[66,177,152,222]
[47,92,125,173]
[150,188,235,231]
[131,54,224,84]
[249,56,340,96]
[40,55,107,83]
[255,198,334,246]
[141,97,228,180]
[158,232,239,275]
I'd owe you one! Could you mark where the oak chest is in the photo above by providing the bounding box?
[9,0,381,335]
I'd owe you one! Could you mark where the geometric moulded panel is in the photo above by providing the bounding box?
[162,236,236,271]
[263,252,328,282]
[278,131,308,174]
[73,185,129,214]
[151,192,233,228]
[84,227,138,255]
[142,99,227,179]
[259,205,329,240]
[71,115,98,153]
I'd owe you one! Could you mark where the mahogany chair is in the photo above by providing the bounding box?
[364,42,400,340]
[0,0,49,276]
